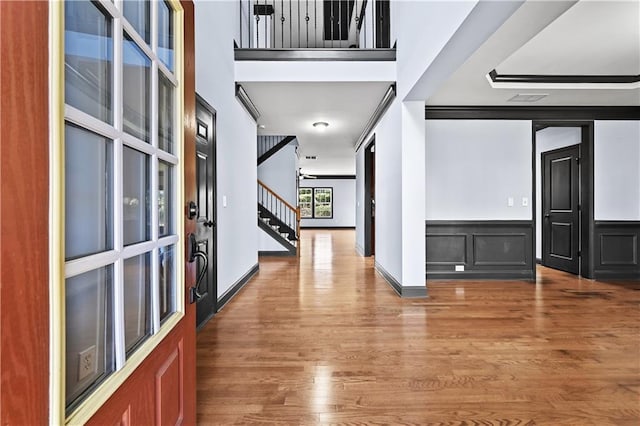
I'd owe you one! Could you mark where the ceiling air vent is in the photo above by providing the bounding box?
[507,93,548,102]
[305,156,317,160]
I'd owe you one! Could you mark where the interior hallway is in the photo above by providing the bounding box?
[196,229,640,424]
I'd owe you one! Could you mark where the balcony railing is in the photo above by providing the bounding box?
[238,0,390,49]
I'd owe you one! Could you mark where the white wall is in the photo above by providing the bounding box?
[257,227,287,251]
[195,0,259,297]
[393,0,478,100]
[595,120,640,221]
[355,146,365,254]
[257,142,298,206]
[535,127,582,259]
[300,178,356,228]
[235,60,395,83]
[372,100,403,282]
[425,120,532,220]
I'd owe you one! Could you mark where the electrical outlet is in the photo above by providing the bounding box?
[507,197,514,207]
[455,265,465,272]
[522,197,529,207]
[78,345,97,381]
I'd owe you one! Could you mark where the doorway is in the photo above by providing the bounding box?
[195,95,218,329]
[364,137,375,256]
[533,122,594,278]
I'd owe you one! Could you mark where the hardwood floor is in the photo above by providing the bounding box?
[196,229,640,425]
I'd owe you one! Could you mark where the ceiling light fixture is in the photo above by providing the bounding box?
[258,124,266,129]
[313,121,329,131]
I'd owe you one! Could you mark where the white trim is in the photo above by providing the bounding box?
[122,19,154,60]
[65,250,120,278]
[122,240,156,259]
[158,234,180,247]
[65,105,120,140]
[113,259,126,370]
[158,150,179,164]
[158,60,178,86]
[121,131,155,155]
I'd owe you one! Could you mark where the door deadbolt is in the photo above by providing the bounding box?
[188,201,198,220]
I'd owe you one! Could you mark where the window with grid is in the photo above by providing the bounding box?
[299,187,333,218]
[299,187,313,218]
[63,0,181,414]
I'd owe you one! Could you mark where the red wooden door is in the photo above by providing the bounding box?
[86,2,197,424]
[0,1,50,424]
[1,2,196,424]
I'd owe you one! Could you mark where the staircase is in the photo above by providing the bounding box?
[258,179,300,255]
[258,135,296,165]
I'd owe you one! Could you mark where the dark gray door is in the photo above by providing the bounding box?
[543,144,580,274]
[195,95,217,329]
[364,140,375,256]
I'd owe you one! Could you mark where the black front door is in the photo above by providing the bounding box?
[364,140,375,256]
[543,144,580,274]
[195,95,217,328]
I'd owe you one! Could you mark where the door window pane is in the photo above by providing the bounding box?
[123,146,150,245]
[65,123,113,260]
[65,266,114,409]
[123,253,151,355]
[158,161,174,237]
[158,245,176,322]
[158,73,174,153]
[158,1,174,71]
[123,33,151,142]
[65,1,113,124]
[123,0,150,44]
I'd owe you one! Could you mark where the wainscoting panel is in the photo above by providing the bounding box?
[426,221,534,279]
[594,221,640,279]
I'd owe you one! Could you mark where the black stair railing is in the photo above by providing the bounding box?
[257,179,300,247]
[257,135,296,165]
[238,0,390,49]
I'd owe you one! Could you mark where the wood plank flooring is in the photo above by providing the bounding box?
[196,229,640,425]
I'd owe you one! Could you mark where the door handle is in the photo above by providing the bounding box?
[187,233,208,304]
[203,220,215,228]
[544,214,550,219]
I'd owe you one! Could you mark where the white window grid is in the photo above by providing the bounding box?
[64,0,180,372]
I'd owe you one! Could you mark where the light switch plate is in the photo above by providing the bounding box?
[223,195,227,207]
[455,265,465,272]
[508,197,514,207]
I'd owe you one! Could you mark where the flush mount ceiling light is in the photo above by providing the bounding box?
[313,121,329,131]
[258,124,266,129]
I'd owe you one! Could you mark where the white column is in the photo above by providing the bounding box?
[400,100,426,290]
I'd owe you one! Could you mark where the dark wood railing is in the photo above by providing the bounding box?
[238,0,390,49]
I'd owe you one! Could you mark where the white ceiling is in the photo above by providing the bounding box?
[429,0,640,106]
[242,82,392,175]
[497,0,640,76]
[241,1,639,175]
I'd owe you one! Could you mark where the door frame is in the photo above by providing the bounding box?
[195,93,218,327]
[363,135,375,256]
[532,121,595,278]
